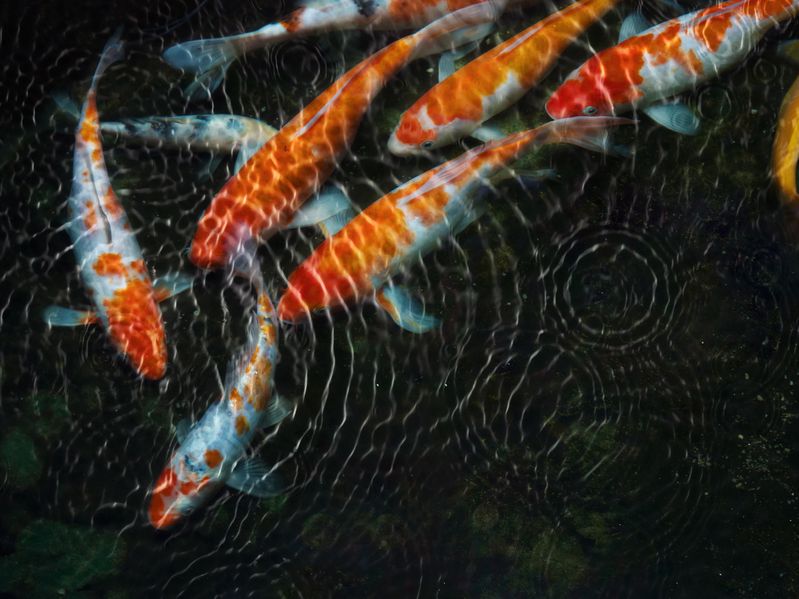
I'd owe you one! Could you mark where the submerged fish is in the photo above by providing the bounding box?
[546,0,799,135]
[773,74,799,205]
[190,3,503,270]
[164,0,525,97]
[277,117,632,331]
[389,0,620,155]
[148,255,290,529]
[53,94,277,171]
[43,32,191,380]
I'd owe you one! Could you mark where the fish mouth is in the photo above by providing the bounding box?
[387,132,423,157]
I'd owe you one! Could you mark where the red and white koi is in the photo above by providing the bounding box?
[277,117,631,331]
[190,3,503,270]
[43,33,191,380]
[164,0,524,97]
[389,0,620,155]
[546,0,799,134]
[148,258,289,529]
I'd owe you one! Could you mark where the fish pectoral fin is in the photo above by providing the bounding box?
[262,392,294,428]
[503,168,559,192]
[227,456,284,498]
[175,418,193,443]
[42,305,98,327]
[437,37,483,81]
[643,102,701,135]
[286,184,357,236]
[153,272,194,302]
[560,128,632,158]
[376,285,440,334]
[200,155,224,181]
[471,124,505,143]
[618,11,651,42]
[51,91,81,123]
[233,139,267,175]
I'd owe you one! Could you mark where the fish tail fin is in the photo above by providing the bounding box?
[537,116,636,156]
[91,28,125,91]
[163,36,244,99]
[410,2,502,61]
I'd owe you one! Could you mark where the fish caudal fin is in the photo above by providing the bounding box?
[91,28,125,91]
[163,38,239,100]
[43,305,98,327]
[227,456,284,498]
[411,4,500,61]
[376,285,440,333]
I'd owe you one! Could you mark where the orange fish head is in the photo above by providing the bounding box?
[546,70,618,120]
[388,112,438,156]
[104,280,167,380]
[148,456,219,529]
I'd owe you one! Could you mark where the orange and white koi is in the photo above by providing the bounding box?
[43,32,192,380]
[190,3,503,270]
[773,74,799,205]
[164,0,524,98]
[546,0,799,134]
[277,117,631,331]
[148,257,289,529]
[389,0,620,155]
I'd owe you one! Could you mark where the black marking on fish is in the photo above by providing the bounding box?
[149,119,167,132]
[353,0,376,17]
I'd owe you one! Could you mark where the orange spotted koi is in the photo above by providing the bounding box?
[389,0,620,155]
[43,32,192,380]
[190,3,504,270]
[277,117,632,331]
[546,0,799,134]
[773,74,799,206]
[148,257,289,529]
[164,0,526,98]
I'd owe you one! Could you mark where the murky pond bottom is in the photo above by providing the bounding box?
[2,0,799,596]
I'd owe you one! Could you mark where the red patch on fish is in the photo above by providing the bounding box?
[84,201,98,231]
[204,449,223,469]
[94,252,127,277]
[103,278,166,379]
[235,415,250,436]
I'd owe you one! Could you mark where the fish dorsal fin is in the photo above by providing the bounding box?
[619,11,651,42]
[227,456,284,497]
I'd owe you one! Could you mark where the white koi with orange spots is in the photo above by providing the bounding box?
[148,262,288,529]
[43,32,189,380]
[163,0,529,99]
[278,117,632,328]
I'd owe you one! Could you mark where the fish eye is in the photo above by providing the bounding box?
[583,106,598,116]
[422,140,434,149]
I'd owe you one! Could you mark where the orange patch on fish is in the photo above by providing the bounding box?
[235,415,250,436]
[230,387,245,411]
[84,201,98,230]
[130,259,147,275]
[103,278,166,379]
[94,252,127,277]
[102,190,122,218]
[204,449,223,469]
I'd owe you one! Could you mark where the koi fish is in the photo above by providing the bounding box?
[190,3,503,270]
[164,0,523,98]
[148,255,290,529]
[277,116,632,331]
[773,73,799,205]
[546,0,799,135]
[389,0,620,155]
[52,94,277,171]
[43,32,192,380]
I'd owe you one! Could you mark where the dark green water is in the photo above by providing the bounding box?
[2,0,799,596]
